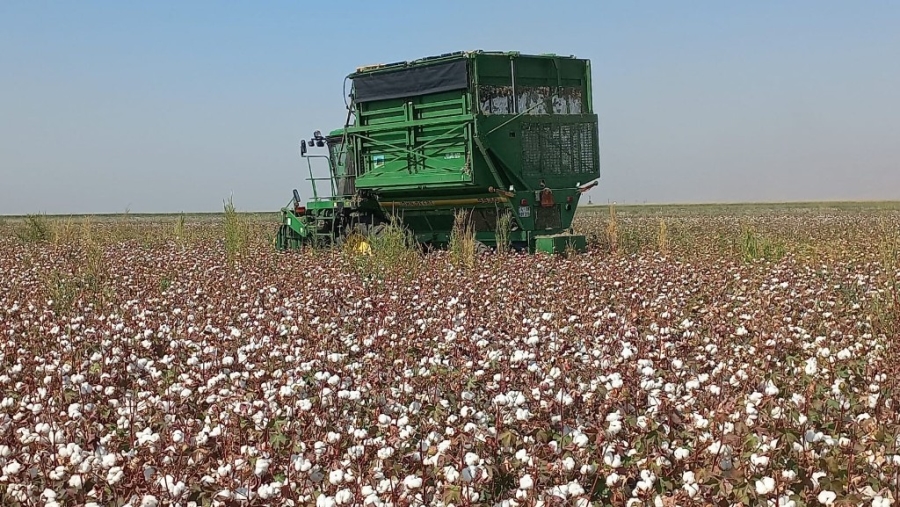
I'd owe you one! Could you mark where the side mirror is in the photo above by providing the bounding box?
[300,139,307,156]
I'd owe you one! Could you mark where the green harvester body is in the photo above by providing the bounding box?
[275,50,601,253]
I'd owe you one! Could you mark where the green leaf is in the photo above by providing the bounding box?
[658,478,674,492]
[271,432,288,449]
[443,485,461,505]
[783,431,797,446]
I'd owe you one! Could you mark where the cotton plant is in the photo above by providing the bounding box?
[1,214,900,505]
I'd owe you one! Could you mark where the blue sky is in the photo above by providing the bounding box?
[1,1,898,214]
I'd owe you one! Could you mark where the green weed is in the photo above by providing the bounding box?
[739,224,786,262]
[606,204,619,255]
[344,215,421,283]
[871,217,900,336]
[174,212,187,244]
[495,210,512,256]
[223,195,249,264]
[15,213,52,243]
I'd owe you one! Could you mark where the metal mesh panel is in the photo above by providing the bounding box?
[471,208,499,233]
[449,208,500,233]
[535,205,562,230]
[521,121,597,176]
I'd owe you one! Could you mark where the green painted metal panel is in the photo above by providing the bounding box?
[305,200,337,210]
[353,88,474,190]
[535,234,587,254]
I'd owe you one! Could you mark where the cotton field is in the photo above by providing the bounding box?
[1,206,898,506]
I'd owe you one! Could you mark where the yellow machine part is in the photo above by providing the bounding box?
[343,232,372,255]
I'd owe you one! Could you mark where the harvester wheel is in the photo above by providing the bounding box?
[276,224,303,251]
[339,218,418,255]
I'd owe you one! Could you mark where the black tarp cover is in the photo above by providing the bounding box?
[352,59,468,103]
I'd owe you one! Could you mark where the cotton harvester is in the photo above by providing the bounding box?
[275,50,600,254]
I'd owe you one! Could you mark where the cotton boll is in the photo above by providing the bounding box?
[754,476,775,495]
[97,451,118,469]
[3,461,22,476]
[317,495,337,507]
[254,457,270,476]
[817,490,836,505]
[683,482,700,497]
[106,466,125,485]
[403,475,422,489]
[603,450,622,468]
[258,483,279,500]
[606,473,620,487]
[444,465,460,483]
[572,432,590,447]
[750,453,770,468]
[804,357,818,376]
[329,469,344,485]
[334,489,353,505]
[49,465,66,481]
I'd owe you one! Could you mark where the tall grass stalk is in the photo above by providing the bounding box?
[495,210,512,256]
[224,195,249,264]
[449,209,477,269]
[658,218,669,255]
[51,217,79,246]
[606,204,619,255]
[174,212,187,244]
[872,217,900,336]
[345,215,421,283]
[81,217,111,307]
[36,217,112,314]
